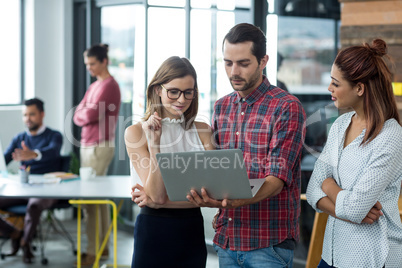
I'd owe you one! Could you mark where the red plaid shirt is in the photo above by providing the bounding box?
[212,77,306,251]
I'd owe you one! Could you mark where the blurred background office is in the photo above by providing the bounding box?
[1,1,401,267]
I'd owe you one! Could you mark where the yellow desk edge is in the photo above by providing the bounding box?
[69,199,129,268]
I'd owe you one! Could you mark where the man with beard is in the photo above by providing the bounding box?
[0,97,62,263]
[187,23,306,267]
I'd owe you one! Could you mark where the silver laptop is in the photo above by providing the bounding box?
[156,149,264,201]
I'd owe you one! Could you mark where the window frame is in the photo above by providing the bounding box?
[0,0,24,106]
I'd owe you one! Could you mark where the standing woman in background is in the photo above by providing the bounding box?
[124,56,214,268]
[307,39,402,268]
[73,43,121,266]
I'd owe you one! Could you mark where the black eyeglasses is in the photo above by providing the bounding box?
[160,84,196,100]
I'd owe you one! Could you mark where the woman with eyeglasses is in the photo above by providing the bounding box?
[124,56,214,268]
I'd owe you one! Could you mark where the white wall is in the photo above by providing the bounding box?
[0,107,25,150]
[0,0,74,156]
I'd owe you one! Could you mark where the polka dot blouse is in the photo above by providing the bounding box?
[307,112,402,268]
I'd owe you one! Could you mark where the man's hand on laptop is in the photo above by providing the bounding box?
[187,188,248,209]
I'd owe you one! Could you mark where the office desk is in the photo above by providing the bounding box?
[0,175,131,199]
[0,175,132,268]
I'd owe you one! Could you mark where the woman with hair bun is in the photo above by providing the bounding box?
[307,39,402,268]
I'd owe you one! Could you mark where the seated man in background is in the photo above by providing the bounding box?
[0,97,63,263]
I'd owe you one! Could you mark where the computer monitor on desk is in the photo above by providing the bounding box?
[0,140,8,177]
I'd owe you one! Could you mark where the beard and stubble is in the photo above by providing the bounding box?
[229,66,261,93]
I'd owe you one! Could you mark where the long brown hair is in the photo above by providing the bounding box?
[143,56,199,130]
[334,38,400,145]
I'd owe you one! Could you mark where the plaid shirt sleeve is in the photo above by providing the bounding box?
[266,100,306,185]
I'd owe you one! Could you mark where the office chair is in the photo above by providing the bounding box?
[0,156,76,265]
[39,155,76,265]
[0,205,27,260]
[0,203,73,265]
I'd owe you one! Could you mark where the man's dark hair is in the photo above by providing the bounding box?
[223,23,267,64]
[84,44,109,63]
[24,98,44,112]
